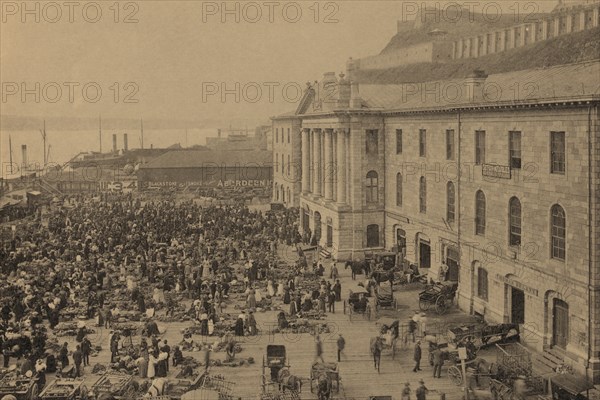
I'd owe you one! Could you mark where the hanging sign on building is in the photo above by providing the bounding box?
[482,164,511,179]
[495,273,539,296]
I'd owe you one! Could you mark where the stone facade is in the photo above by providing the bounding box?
[272,118,302,206]
[271,63,600,381]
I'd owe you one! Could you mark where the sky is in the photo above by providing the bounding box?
[0,0,560,128]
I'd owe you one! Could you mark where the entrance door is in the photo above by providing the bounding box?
[314,212,322,244]
[396,229,407,255]
[510,287,525,324]
[326,224,333,248]
[302,209,310,233]
[419,241,431,268]
[446,247,459,281]
[553,299,569,349]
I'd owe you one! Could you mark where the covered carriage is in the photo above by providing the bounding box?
[309,362,339,399]
[343,285,372,321]
[418,282,457,314]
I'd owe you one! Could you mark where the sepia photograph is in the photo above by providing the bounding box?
[1,0,600,399]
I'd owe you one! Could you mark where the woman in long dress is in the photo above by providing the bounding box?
[247,290,256,309]
[138,348,148,378]
[147,351,158,379]
[267,280,275,297]
[277,282,284,297]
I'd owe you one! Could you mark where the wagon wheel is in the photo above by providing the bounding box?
[448,365,463,386]
[29,382,39,400]
[435,296,448,315]
[419,297,431,311]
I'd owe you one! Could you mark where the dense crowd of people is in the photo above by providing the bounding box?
[0,193,303,390]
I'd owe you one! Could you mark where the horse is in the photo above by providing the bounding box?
[277,367,302,393]
[345,260,367,280]
[370,336,384,373]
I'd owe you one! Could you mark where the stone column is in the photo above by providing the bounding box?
[313,129,322,197]
[324,129,334,201]
[302,128,310,194]
[593,6,599,28]
[336,129,347,205]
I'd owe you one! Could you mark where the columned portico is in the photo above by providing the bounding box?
[312,129,322,197]
[301,128,311,194]
[324,129,334,201]
[336,129,347,205]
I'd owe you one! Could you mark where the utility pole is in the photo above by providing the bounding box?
[8,135,13,168]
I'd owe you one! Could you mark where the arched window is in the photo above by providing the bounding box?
[509,197,522,246]
[366,171,378,203]
[447,181,455,222]
[286,187,291,203]
[275,184,279,201]
[396,173,402,206]
[475,190,486,235]
[551,204,566,260]
[419,177,426,213]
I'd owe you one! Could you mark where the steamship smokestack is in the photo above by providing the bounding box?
[123,134,128,151]
[113,134,117,152]
[21,145,28,167]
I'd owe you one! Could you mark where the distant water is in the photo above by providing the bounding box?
[0,128,218,179]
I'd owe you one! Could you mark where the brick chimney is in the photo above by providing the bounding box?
[123,133,128,151]
[337,72,351,108]
[112,134,117,152]
[350,81,362,108]
[464,69,488,103]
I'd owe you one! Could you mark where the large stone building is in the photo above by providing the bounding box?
[271,59,600,381]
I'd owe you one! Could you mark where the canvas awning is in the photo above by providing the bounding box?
[551,372,595,395]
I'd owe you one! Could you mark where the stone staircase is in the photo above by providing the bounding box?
[319,247,332,260]
[532,347,565,376]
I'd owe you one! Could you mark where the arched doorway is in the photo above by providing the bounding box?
[366,224,380,248]
[416,233,431,269]
[395,228,407,256]
[552,298,569,349]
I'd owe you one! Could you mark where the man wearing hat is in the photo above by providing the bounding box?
[416,379,428,400]
[401,382,411,400]
[413,340,422,372]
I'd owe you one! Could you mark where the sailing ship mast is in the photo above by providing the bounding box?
[8,135,13,167]
[140,118,144,149]
[40,119,47,166]
[99,115,102,153]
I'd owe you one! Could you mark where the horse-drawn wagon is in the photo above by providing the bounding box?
[0,374,41,400]
[39,378,87,400]
[310,362,339,400]
[343,285,372,321]
[91,371,136,399]
[418,282,457,314]
[447,322,520,350]
[373,280,397,316]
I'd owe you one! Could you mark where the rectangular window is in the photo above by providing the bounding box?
[287,154,290,176]
[366,130,378,155]
[275,152,278,172]
[419,129,426,157]
[551,131,565,174]
[282,129,285,143]
[396,129,403,154]
[477,268,488,301]
[275,128,278,143]
[509,131,522,169]
[446,129,455,160]
[287,128,290,143]
[281,154,285,175]
[475,130,486,165]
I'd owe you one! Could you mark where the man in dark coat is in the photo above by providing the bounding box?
[81,337,91,366]
[160,340,170,373]
[72,345,83,377]
[58,342,69,369]
[413,341,422,372]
